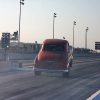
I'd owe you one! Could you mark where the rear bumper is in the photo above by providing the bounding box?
[33,68,69,73]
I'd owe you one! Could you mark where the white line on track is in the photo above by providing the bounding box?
[86,90,100,100]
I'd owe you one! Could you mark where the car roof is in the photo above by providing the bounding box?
[43,39,69,45]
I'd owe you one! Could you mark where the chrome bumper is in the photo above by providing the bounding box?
[33,68,69,73]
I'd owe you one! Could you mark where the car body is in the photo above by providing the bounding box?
[34,39,73,77]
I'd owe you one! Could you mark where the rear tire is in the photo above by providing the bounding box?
[63,67,70,78]
[69,60,73,67]
[63,72,69,78]
[34,71,41,75]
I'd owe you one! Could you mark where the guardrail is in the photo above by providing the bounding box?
[73,53,100,57]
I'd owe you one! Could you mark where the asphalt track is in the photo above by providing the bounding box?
[0,57,100,100]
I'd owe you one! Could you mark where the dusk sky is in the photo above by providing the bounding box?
[0,0,100,50]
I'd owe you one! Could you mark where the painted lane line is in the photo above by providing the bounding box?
[86,90,100,100]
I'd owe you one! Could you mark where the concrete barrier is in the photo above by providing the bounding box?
[0,53,37,60]
[8,53,37,60]
[73,53,100,57]
[0,53,100,60]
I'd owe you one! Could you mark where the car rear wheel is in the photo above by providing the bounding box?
[34,71,41,75]
[63,67,70,78]
[63,72,69,78]
[69,60,73,67]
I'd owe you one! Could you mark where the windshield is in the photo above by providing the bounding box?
[43,44,64,51]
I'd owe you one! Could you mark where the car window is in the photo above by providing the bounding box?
[43,44,64,51]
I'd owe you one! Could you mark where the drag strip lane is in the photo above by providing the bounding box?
[0,57,100,100]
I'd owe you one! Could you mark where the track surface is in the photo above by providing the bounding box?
[0,57,100,100]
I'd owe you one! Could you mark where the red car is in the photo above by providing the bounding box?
[34,39,73,77]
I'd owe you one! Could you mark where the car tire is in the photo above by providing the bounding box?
[69,60,73,67]
[63,72,69,78]
[63,67,70,78]
[34,71,41,75]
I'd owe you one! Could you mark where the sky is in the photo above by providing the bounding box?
[0,0,100,50]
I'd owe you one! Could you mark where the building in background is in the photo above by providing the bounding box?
[0,40,97,54]
[0,40,42,54]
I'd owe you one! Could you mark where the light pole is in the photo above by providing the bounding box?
[18,0,24,53]
[19,0,24,43]
[73,21,76,49]
[85,27,89,49]
[53,13,57,39]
